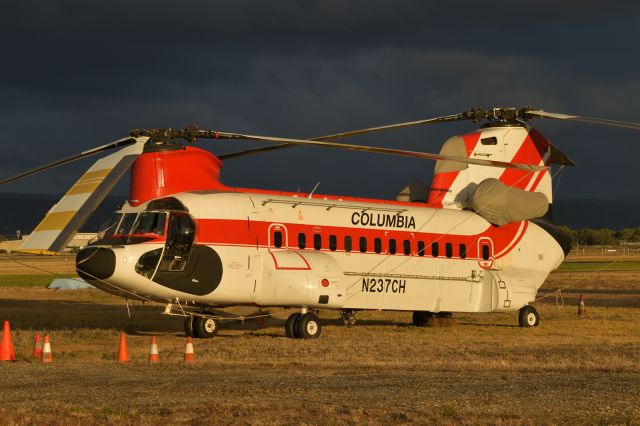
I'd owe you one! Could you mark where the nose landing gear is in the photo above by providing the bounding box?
[184,313,220,338]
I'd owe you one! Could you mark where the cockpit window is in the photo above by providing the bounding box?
[131,212,167,236]
[160,212,197,272]
[103,213,123,237]
[115,213,138,235]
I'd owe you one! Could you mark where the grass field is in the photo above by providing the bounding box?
[0,254,638,425]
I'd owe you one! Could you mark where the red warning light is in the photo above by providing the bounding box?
[321,278,329,287]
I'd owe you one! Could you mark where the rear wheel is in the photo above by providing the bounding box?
[285,313,301,338]
[518,305,540,327]
[194,316,219,338]
[295,312,321,339]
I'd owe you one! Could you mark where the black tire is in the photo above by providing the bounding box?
[295,312,321,339]
[412,311,432,327]
[285,313,301,338]
[194,316,220,338]
[518,305,540,327]
[184,316,195,337]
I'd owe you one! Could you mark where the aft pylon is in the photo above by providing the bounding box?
[578,294,587,316]
[117,332,130,362]
[42,334,53,363]
[32,333,43,358]
[0,320,16,361]
[183,337,195,363]
[148,336,159,363]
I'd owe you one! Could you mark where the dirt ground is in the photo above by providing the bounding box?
[0,254,639,425]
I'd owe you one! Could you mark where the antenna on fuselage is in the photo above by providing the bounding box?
[308,181,321,199]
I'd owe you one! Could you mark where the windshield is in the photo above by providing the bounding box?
[131,212,167,236]
[115,213,138,236]
[102,213,123,237]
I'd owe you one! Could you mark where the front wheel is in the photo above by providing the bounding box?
[194,316,219,338]
[518,305,540,327]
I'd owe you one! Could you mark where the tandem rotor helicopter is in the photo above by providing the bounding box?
[2,106,639,339]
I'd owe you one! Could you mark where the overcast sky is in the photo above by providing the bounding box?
[1,1,640,200]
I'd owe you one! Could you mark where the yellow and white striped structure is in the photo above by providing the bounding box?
[19,138,148,254]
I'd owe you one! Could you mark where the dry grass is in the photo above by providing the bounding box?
[0,254,638,424]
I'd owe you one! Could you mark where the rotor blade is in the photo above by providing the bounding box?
[0,136,138,186]
[203,130,546,171]
[218,112,469,160]
[526,109,640,131]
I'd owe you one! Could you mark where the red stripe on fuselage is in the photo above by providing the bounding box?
[193,217,525,260]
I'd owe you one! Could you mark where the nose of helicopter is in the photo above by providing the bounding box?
[76,246,116,281]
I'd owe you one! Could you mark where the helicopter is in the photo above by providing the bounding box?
[2,106,638,339]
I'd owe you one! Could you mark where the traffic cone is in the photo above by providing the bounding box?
[148,336,159,363]
[578,294,587,316]
[183,337,195,363]
[41,334,52,363]
[117,332,129,362]
[32,333,43,358]
[0,321,15,361]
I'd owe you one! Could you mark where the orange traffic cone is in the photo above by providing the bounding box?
[578,294,587,316]
[0,320,15,361]
[148,336,159,363]
[41,334,53,363]
[183,337,195,363]
[117,332,130,362]
[32,333,43,358]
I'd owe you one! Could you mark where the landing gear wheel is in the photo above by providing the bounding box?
[295,312,321,339]
[194,315,219,338]
[285,313,301,338]
[184,316,195,337]
[518,305,540,327]
[412,311,432,327]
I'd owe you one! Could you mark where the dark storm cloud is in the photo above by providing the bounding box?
[1,0,640,199]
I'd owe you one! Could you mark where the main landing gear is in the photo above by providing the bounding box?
[285,310,321,339]
[518,305,540,327]
[185,313,220,338]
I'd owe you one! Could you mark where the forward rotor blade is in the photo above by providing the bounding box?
[526,109,640,131]
[219,112,468,160]
[0,137,137,186]
[204,130,545,171]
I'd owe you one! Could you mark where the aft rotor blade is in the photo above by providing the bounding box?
[526,109,640,131]
[0,137,138,186]
[205,130,545,171]
[218,112,468,160]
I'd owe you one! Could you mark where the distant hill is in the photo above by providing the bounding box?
[0,193,638,237]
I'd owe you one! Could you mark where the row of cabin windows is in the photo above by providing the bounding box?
[273,231,486,259]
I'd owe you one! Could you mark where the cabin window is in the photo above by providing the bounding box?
[482,244,490,260]
[314,234,322,250]
[344,236,352,252]
[417,241,425,256]
[274,231,283,248]
[445,242,453,258]
[431,242,439,257]
[298,233,306,249]
[403,240,411,255]
[329,235,337,251]
[359,236,367,253]
[459,243,467,259]
[374,238,382,254]
[389,239,397,255]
